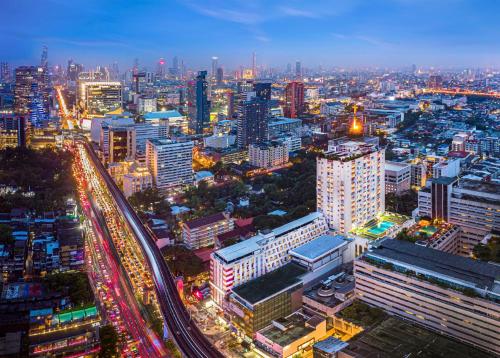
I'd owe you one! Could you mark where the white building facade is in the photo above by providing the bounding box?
[317,139,385,233]
[146,139,193,190]
[210,212,329,306]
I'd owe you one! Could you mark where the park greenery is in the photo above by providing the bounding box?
[338,300,386,327]
[0,224,13,246]
[43,271,93,307]
[128,188,170,216]
[473,235,499,263]
[98,325,119,358]
[162,245,205,279]
[385,190,418,216]
[0,147,74,213]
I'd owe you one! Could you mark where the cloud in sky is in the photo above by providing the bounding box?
[0,0,498,68]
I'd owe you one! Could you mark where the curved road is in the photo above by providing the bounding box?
[79,140,222,358]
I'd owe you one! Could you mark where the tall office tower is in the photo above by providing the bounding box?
[254,82,271,101]
[78,81,122,117]
[252,52,257,78]
[418,177,499,256]
[14,66,49,126]
[211,57,219,80]
[108,126,136,163]
[40,45,48,69]
[171,56,179,76]
[156,58,165,80]
[187,71,210,134]
[146,139,193,190]
[284,81,305,118]
[236,96,268,148]
[132,72,147,93]
[110,62,119,80]
[132,58,139,75]
[226,90,235,118]
[216,67,224,86]
[295,60,302,78]
[317,138,385,232]
[0,62,11,83]
[286,63,292,74]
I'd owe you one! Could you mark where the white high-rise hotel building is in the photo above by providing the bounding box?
[317,138,385,233]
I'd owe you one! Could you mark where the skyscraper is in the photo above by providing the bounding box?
[216,67,224,86]
[14,66,49,126]
[236,96,268,148]
[295,60,302,78]
[0,62,11,83]
[156,58,165,80]
[211,57,218,80]
[252,52,257,78]
[187,71,210,134]
[284,81,305,118]
[317,138,385,232]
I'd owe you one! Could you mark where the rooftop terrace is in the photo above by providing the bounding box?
[232,262,306,305]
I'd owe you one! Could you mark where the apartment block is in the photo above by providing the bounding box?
[182,212,234,250]
[384,161,410,194]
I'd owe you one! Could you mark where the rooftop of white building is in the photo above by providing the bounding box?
[290,234,348,262]
[214,212,324,264]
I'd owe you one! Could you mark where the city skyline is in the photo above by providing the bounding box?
[1,0,499,69]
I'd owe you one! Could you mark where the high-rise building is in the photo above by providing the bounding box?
[156,58,165,80]
[284,81,305,118]
[216,67,224,86]
[170,56,179,77]
[67,59,83,82]
[295,60,302,78]
[78,81,122,117]
[317,138,385,232]
[14,66,49,127]
[0,114,26,149]
[249,141,289,169]
[252,52,257,78]
[132,72,147,93]
[236,97,268,148]
[417,177,499,256]
[146,139,193,190]
[211,57,219,80]
[187,71,210,134]
[0,62,11,83]
[108,126,136,163]
[355,239,500,356]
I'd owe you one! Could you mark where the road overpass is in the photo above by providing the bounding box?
[79,140,222,358]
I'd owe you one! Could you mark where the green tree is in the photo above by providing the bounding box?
[43,272,93,306]
[0,224,14,246]
[99,325,118,358]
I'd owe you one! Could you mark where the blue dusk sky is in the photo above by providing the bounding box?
[0,0,499,70]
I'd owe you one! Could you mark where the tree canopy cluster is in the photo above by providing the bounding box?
[43,271,93,307]
[0,147,74,213]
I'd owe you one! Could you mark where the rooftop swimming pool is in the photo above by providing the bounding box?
[367,220,395,236]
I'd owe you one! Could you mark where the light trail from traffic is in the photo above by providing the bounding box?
[75,139,222,358]
[423,88,500,98]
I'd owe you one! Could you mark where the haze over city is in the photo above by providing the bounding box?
[0,1,499,358]
[1,0,500,68]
